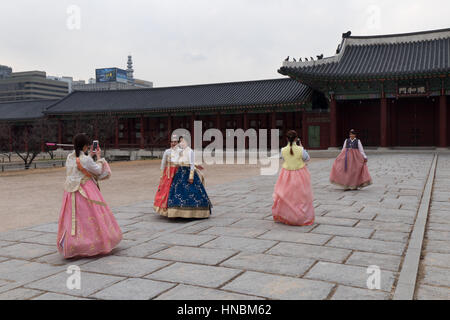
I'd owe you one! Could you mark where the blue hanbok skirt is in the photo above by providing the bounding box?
[167,166,211,218]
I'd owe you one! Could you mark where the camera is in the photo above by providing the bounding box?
[93,140,99,151]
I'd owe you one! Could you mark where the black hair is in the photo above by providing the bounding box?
[73,133,90,158]
[349,129,357,135]
[286,130,298,155]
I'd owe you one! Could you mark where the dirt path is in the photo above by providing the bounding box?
[0,160,266,232]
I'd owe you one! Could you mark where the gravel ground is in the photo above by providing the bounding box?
[0,159,294,232]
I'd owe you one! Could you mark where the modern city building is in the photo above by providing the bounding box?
[0,28,448,152]
[0,70,68,102]
[0,65,12,79]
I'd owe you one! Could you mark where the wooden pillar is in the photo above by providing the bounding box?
[271,111,276,129]
[243,111,248,131]
[94,118,99,140]
[440,89,447,148]
[114,117,119,149]
[191,113,195,146]
[58,120,62,145]
[380,96,388,147]
[330,95,338,147]
[167,113,172,142]
[140,115,145,149]
[302,111,308,148]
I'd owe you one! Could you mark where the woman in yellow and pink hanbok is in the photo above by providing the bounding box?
[272,130,315,226]
[57,133,122,259]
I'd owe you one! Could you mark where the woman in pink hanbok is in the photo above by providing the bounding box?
[330,129,372,190]
[272,130,315,226]
[57,133,122,259]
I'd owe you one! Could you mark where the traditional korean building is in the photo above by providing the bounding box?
[279,27,450,148]
[43,78,319,150]
[1,28,449,153]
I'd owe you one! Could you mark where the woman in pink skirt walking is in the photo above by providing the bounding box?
[272,130,315,226]
[330,129,372,190]
[57,133,122,259]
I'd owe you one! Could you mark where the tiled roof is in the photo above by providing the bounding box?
[0,99,57,121]
[279,28,450,81]
[45,78,312,114]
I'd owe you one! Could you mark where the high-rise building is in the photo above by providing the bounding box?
[127,55,134,85]
[0,70,68,102]
[0,65,12,79]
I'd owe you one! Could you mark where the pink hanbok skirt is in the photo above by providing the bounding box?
[57,180,122,259]
[330,149,372,190]
[272,167,315,226]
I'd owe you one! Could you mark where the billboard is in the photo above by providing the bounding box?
[96,68,128,83]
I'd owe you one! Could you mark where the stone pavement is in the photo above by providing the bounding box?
[416,154,450,300]
[0,153,448,300]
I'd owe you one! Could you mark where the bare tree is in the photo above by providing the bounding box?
[11,119,58,169]
[96,113,116,153]
[0,122,12,162]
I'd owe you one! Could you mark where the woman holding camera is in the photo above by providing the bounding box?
[56,133,122,259]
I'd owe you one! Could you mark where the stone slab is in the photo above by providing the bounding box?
[0,243,56,260]
[222,271,333,300]
[155,284,262,300]
[305,262,396,292]
[267,242,351,263]
[346,252,402,272]
[327,236,405,256]
[91,278,175,300]
[25,271,124,298]
[146,262,242,288]
[259,230,331,245]
[151,246,237,266]
[81,255,171,277]
[221,253,315,277]
[331,285,390,300]
[202,236,277,254]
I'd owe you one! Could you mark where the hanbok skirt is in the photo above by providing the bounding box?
[330,148,372,190]
[57,180,122,259]
[167,166,211,218]
[272,167,315,226]
[154,166,178,215]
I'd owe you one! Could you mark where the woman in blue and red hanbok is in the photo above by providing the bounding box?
[330,129,372,190]
[166,137,211,218]
[154,134,180,216]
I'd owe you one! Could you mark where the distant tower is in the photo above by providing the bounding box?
[127,55,134,84]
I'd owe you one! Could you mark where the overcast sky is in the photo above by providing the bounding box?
[1,0,448,87]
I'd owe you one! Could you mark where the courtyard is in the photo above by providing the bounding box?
[0,153,448,300]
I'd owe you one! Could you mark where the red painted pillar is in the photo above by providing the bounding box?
[243,111,248,130]
[140,115,145,149]
[191,113,196,146]
[94,119,99,140]
[114,117,119,149]
[167,113,172,143]
[302,111,308,148]
[330,95,337,147]
[271,111,276,129]
[440,91,447,148]
[380,97,388,147]
[58,120,62,145]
